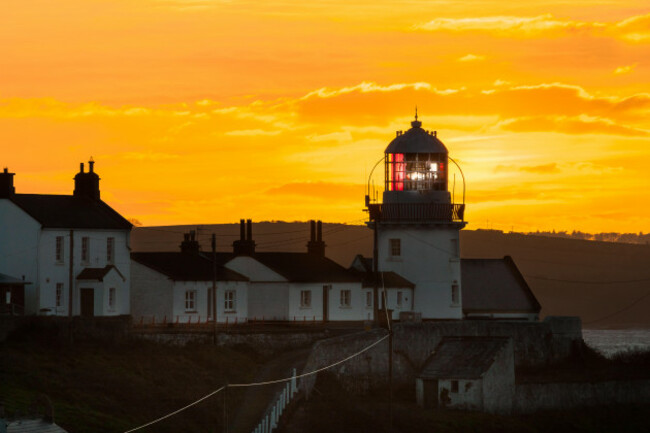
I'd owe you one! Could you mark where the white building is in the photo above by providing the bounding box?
[366,115,466,319]
[131,232,249,324]
[0,161,132,316]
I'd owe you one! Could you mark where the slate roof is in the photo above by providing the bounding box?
[419,337,510,379]
[9,194,132,230]
[6,418,69,433]
[461,256,541,314]
[132,252,249,282]
[76,265,125,282]
[348,255,415,288]
[249,252,360,283]
[385,120,448,154]
[0,272,29,285]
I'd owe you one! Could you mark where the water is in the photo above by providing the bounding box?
[582,329,650,357]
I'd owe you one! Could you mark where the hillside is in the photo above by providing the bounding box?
[131,223,650,329]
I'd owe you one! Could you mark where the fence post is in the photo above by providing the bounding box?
[291,368,297,395]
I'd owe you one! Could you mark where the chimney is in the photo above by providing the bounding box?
[307,220,326,257]
[233,219,256,255]
[180,231,200,253]
[0,168,16,198]
[73,159,101,200]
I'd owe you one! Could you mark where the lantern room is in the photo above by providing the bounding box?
[383,116,451,205]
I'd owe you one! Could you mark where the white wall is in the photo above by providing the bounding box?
[326,282,368,321]
[377,226,462,319]
[131,261,174,321]
[248,282,289,320]
[0,200,41,314]
[172,280,249,324]
[38,228,131,316]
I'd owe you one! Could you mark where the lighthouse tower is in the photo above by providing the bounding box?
[366,114,466,319]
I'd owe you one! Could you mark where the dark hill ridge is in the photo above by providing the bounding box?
[131,223,650,329]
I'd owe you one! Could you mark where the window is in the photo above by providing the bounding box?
[224,290,236,312]
[107,237,115,264]
[365,291,373,308]
[81,237,90,264]
[397,291,403,308]
[385,153,447,192]
[451,380,459,393]
[451,283,459,305]
[300,290,311,308]
[6,291,11,304]
[56,283,64,308]
[340,290,351,308]
[389,239,401,257]
[55,236,64,263]
[108,287,116,311]
[185,290,196,311]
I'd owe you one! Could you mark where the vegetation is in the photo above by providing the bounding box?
[283,372,650,433]
[0,324,260,433]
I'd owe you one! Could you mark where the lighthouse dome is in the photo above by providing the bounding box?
[385,119,448,154]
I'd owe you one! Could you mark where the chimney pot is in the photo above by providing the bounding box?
[246,219,252,241]
[310,220,316,242]
[80,163,84,173]
[317,220,323,242]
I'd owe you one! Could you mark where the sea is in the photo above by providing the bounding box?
[582,329,650,358]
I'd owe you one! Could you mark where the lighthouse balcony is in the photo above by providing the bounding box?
[367,203,465,223]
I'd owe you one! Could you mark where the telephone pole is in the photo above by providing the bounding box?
[212,233,217,345]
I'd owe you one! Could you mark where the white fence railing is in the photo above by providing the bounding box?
[252,368,298,433]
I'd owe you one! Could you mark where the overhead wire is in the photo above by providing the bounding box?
[121,332,389,433]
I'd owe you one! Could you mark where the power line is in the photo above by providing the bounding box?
[583,288,650,325]
[122,332,389,433]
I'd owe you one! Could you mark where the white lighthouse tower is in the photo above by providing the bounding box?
[366,113,466,320]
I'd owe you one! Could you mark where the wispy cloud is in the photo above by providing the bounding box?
[458,54,486,62]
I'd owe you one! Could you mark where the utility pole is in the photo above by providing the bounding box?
[68,230,74,318]
[212,233,217,345]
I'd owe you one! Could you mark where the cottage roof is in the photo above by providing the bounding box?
[248,252,359,283]
[7,418,69,433]
[420,337,510,379]
[461,256,541,314]
[76,265,125,282]
[349,255,415,288]
[9,194,132,230]
[0,272,29,285]
[131,252,249,282]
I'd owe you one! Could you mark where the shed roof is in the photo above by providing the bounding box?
[461,256,541,314]
[7,418,68,433]
[132,252,249,282]
[9,194,132,230]
[0,273,29,285]
[248,252,360,283]
[348,255,414,288]
[419,337,510,379]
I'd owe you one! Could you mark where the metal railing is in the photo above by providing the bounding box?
[367,202,465,222]
[252,368,299,433]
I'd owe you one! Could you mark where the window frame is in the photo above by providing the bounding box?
[396,291,403,308]
[451,283,460,306]
[185,290,197,312]
[55,236,64,264]
[108,287,116,311]
[56,283,64,308]
[339,289,351,308]
[300,290,312,309]
[224,290,236,312]
[81,237,90,264]
[365,291,373,309]
[389,238,401,257]
[107,237,115,264]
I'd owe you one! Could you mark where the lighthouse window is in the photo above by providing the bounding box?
[390,239,401,257]
[386,153,447,192]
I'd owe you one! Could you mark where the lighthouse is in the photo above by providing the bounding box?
[366,113,466,320]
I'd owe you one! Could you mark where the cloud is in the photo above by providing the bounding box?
[415,14,602,36]
[458,54,485,62]
[497,115,650,137]
[414,12,650,41]
[306,131,352,143]
[614,64,636,75]
[224,129,282,137]
[494,163,560,174]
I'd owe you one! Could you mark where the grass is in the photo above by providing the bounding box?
[0,323,260,433]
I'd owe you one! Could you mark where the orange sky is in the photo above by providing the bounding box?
[2,0,649,233]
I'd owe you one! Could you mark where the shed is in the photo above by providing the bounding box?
[416,336,514,413]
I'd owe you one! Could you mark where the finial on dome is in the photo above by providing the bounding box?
[411,106,422,128]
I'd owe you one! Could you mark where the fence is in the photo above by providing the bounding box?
[252,368,299,433]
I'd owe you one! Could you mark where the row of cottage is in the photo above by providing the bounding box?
[0,162,541,324]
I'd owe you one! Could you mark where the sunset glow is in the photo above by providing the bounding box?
[2,0,649,232]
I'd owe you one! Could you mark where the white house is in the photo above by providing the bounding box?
[366,116,466,319]
[222,220,366,322]
[0,161,132,316]
[131,232,249,324]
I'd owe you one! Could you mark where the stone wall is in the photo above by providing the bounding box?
[301,318,583,396]
[514,380,650,413]
[1,315,132,342]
